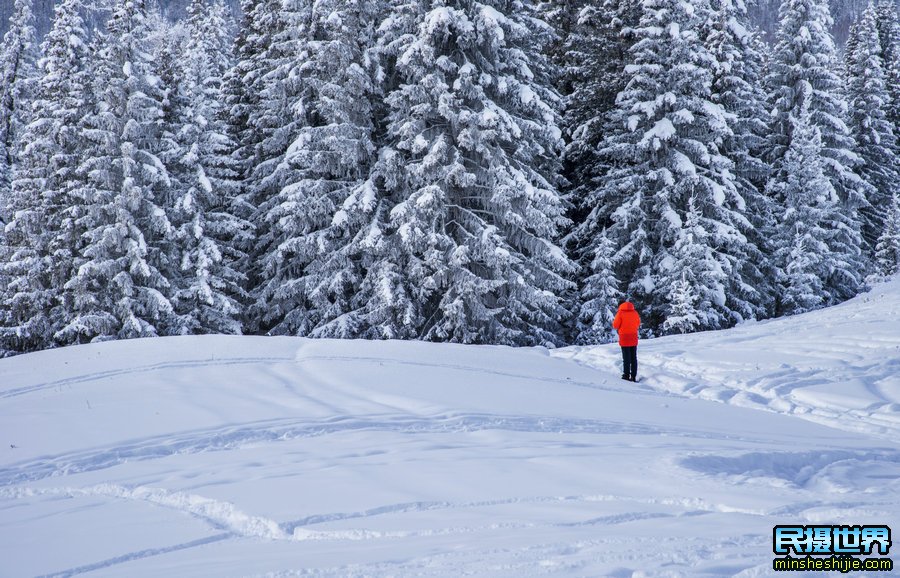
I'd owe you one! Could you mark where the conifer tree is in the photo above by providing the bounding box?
[875,1,900,133]
[562,0,640,234]
[254,0,384,337]
[575,230,621,344]
[871,192,900,281]
[222,0,267,223]
[539,0,585,97]
[706,0,770,193]
[242,0,318,334]
[0,0,37,217]
[846,3,900,249]
[575,0,764,332]
[770,102,854,314]
[663,197,729,332]
[220,0,285,328]
[57,0,176,344]
[369,0,575,345]
[705,0,776,317]
[163,0,251,335]
[766,0,867,211]
[765,0,867,300]
[0,0,92,353]
[662,271,700,335]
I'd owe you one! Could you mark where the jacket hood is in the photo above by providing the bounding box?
[618,302,635,312]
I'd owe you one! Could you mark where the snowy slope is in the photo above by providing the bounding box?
[557,276,900,441]
[0,283,899,577]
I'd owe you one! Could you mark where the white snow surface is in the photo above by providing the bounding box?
[2,279,899,577]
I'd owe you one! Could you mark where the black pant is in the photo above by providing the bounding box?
[621,346,637,378]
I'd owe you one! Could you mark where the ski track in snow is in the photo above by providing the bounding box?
[0,411,776,487]
[0,356,298,399]
[32,534,233,578]
[4,479,877,577]
[2,484,721,542]
[1,353,656,400]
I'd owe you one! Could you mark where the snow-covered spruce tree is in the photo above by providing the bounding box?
[661,196,729,333]
[573,0,764,333]
[871,192,900,281]
[875,0,900,134]
[539,0,585,95]
[765,0,868,296]
[540,0,587,207]
[705,0,776,317]
[160,0,251,335]
[556,0,641,342]
[846,3,900,249]
[222,0,267,225]
[769,101,847,314]
[562,0,640,207]
[706,0,770,191]
[369,0,575,346]
[575,230,621,344]
[216,0,285,326]
[253,0,385,337]
[0,0,93,354]
[662,271,699,335]
[243,0,317,334]
[779,229,826,314]
[56,0,176,344]
[0,0,37,220]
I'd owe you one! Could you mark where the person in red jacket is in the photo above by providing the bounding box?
[612,301,641,382]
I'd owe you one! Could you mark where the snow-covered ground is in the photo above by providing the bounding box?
[1,280,899,577]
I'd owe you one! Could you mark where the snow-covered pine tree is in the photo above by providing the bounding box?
[765,0,868,297]
[222,0,266,224]
[662,196,729,333]
[539,0,585,96]
[0,0,40,353]
[871,192,900,281]
[779,229,826,314]
[575,230,621,344]
[769,100,847,314]
[253,0,384,337]
[56,0,176,344]
[562,0,640,205]
[662,271,700,335]
[0,122,50,353]
[161,0,250,335]
[845,2,900,249]
[875,1,900,134]
[218,0,286,328]
[0,0,93,354]
[243,0,317,334]
[0,0,37,220]
[539,0,586,223]
[705,0,776,318]
[574,0,764,333]
[706,0,770,193]
[371,0,575,345]
[766,0,864,192]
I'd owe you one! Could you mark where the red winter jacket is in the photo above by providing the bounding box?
[612,302,641,347]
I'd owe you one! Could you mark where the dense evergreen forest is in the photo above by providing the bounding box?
[0,0,898,355]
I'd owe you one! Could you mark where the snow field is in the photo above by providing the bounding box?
[1,284,899,576]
